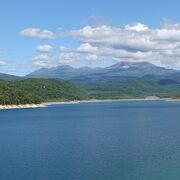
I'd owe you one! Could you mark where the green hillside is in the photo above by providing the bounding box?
[1,75,180,105]
[14,78,87,101]
[76,76,180,99]
[0,73,21,81]
[0,78,87,105]
[0,80,42,105]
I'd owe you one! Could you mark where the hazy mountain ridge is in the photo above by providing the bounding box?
[27,61,178,80]
[0,73,21,81]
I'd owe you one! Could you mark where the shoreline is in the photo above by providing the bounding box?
[0,104,46,110]
[42,97,161,106]
[0,97,179,110]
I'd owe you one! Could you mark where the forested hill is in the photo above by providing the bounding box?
[14,78,87,101]
[0,80,42,105]
[0,79,87,105]
[1,75,180,106]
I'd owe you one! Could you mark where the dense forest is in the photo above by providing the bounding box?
[1,75,180,105]
[0,80,42,105]
[73,76,180,99]
[0,79,87,105]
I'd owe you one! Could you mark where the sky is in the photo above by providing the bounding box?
[1,0,180,75]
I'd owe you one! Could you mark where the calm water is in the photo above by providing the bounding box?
[1,101,180,180]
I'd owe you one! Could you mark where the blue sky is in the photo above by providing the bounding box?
[1,0,180,75]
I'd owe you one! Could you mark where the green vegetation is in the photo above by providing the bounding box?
[14,78,87,101]
[0,78,87,105]
[1,75,180,105]
[0,80,42,105]
[76,76,180,99]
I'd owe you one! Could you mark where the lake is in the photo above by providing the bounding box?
[1,100,180,180]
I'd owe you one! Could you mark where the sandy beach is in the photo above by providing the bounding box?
[0,104,46,110]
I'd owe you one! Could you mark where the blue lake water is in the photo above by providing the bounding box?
[1,100,180,180]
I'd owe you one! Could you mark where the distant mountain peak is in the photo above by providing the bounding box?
[107,61,155,69]
[26,61,178,80]
[55,65,73,69]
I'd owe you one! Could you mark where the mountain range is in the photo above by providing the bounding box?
[25,62,180,99]
[1,61,180,103]
[26,61,178,80]
[0,73,20,81]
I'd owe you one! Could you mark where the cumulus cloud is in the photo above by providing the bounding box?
[100,48,153,60]
[63,22,180,69]
[20,28,56,40]
[36,45,53,53]
[68,25,156,52]
[77,43,98,53]
[23,21,180,69]
[31,54,52,68]
[58,52,80,64]
[31,52,81,68]
[125,23,149,32]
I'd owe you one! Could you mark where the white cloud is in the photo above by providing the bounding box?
[31,53,80,68]
[23,21,180,69]
[58,52,80,64]
[32,54,51,62]
[36,45,53,53]
[153,29,180,41]
[69,25,155,52]
[40,30,56,40]
[86,54,99,62]
[20,28,56,40]
[31,54,52,68]
[65,22,180,69]
[100,48,153,60]
[77,43,98,53]
[0,61,6,66]
[20,28,39,38]
[125,23,149,32]
[59,46,70,52]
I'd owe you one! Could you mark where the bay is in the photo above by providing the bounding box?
[1,101,180,180]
